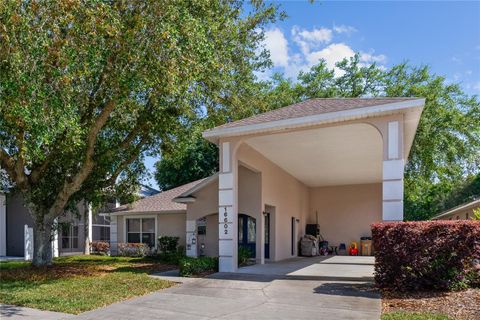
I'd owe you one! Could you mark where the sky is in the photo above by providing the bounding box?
[144,0,480,190]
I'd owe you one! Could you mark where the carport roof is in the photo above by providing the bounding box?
[203,97,425,142]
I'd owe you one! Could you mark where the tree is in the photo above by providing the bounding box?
[155,55,480,220]
[155,129,219,191]
[0,0,279,266]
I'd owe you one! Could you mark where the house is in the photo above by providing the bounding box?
[431,198,479,220]
[0,185,158,258]
[109,97,425,273]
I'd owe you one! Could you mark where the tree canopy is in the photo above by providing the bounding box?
[155,55,480,220]
[0,0,280,265]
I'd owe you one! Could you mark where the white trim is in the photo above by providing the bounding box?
[432,199,480,219]
[109,209,185,216]
[123,215,158,249]
[222,142,231,172]
[173,197,196,203]
[388,121,399,159]
[203,99,425,142]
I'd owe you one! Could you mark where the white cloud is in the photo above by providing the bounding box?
[264,28,289,67]
[451,56,462,63]
[333,24,358,35]
[307,43,355,71]
[360,51,387,64]
[261,25,387,79]
[291,26,333,55]
[474,82,480,91]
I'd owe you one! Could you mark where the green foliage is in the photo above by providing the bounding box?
[155,130,219,191]
[178,256,218,277]
[238,246,252,266]
[0,255,173,314]
[157,236,179,255]
[0,0,280,265]
[472,208,480,220]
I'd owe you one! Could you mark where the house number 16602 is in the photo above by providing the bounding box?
[224,207,228,235]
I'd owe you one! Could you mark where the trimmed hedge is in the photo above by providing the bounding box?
[372,221,480,291]
[178,256,218,277]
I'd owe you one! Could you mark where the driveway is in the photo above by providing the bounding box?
[73,256,381,320]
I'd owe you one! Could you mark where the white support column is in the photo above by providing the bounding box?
[52,218,59,258]
[0,194,6,256]
[110,216,118,255]
[382,120,404,221]
[218,141,238,272]
[186,220,197,257]
[24,225,33,261]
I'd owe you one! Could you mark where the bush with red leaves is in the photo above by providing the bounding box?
[90,241,110,255]
[371,221,480,291]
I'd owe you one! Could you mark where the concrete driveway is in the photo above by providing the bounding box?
[74,256,381,320]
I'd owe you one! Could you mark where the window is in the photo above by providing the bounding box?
[126,218,155,247]
[61,225,79,250]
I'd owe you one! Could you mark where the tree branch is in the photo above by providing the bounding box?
[47,101,116,220]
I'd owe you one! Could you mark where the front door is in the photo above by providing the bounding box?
[238,214,256,258]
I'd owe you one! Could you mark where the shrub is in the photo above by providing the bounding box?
[179,256,218,277]
[238,246,252,266]
[371,221,480,291]
[157,236,179,255]
[117,243,150,257]
[90,241,110,255]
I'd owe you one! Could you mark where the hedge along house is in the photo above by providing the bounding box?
[171,98,425,273]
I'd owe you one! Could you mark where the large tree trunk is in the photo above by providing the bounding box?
[32,222,53,267]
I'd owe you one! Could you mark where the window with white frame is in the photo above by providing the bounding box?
[126,218,155,247]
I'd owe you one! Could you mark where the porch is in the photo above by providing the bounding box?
[176,98,424,273]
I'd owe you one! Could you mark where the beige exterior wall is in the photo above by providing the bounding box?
[197,213,219,257]
[115,213,186,248]
[308,183,382,246]
[187,181,219,221]
[158,213,186,248]
[236,143,310,261]
[432,204,479,221]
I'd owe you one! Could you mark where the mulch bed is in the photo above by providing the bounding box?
[0,261,176,282]
[382,288,480,320]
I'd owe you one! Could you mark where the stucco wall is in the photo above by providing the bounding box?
[433,206,478,220]
[308,183,382,246]
[157,213,186,248]
[237,143,310,261]
[115,213,186,248]
[197,213,219,257]
[187,181,219,221]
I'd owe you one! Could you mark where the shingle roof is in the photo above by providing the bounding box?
[110,178,208,214]
[205,98,419,132]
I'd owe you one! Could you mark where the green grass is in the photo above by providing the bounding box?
[382,312,451,320]
[0,255,175,314]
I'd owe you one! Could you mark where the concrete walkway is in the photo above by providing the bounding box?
[73,256,380,320]
[0,304,73,319]
[2,256,380,319]
[238,256,375,281]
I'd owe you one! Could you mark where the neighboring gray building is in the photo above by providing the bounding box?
[0,184,158,258]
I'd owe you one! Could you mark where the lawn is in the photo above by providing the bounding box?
[0,255,176,314]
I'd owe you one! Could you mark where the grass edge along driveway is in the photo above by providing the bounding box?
[0,255,175,314]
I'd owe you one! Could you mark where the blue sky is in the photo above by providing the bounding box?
[144,0,480,189]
